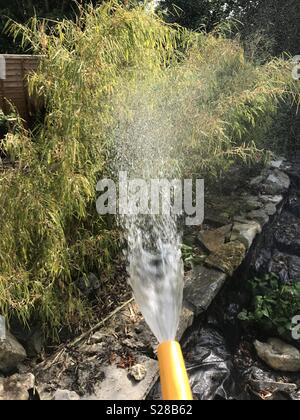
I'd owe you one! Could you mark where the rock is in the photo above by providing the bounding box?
[184,265,227,315]
[205,241,246,276]
[250,170,290,195]
[176,306,194,341]
[248,367,297,399]
[250,175,264,189]
[264,169,290,195]
[83,357,158,400]
[231,221,261,249]
[53,389,80,400]
[0,331,27,373]
[246,209,270,227]
[129,364,147,382]
[269,159,284,169]
[204,209,231,227]
[291,391,300,401]
[0,373,35,400]
[260,195,283,206]
[197,225,232,253]
[244,196,264,211]
[264,203,278,216]
[254,338,300,372]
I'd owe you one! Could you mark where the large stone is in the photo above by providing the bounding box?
[0,373,35,400]
[0,331,27,373]
[204,195,246,226]
[254,339,300,373]
[184,265,227,315]
[264,169,290,195]
[231,221,261,249]
[250,170,290,195]
[246,209,270,227]
[204,209,231,227]
[205,241,246,276]
[260,195,283,206]
[197,225,232,253]
[83,357,158,400]
[244,196,264,211]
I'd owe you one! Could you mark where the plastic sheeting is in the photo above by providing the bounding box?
[182,327,248,400]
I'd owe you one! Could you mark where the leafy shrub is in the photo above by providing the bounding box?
[1,3,186,336]
[239,274,300,340]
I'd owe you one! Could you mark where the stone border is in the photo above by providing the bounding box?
[183,160,290,318]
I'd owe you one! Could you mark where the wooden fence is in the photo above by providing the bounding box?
[0,54,40,122]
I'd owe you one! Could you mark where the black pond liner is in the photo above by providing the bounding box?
[182,326,249,401]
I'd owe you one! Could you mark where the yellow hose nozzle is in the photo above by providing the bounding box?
[157,341,193,401]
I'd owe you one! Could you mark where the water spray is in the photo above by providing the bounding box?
[112,72,194,400]
[129,241,193,400]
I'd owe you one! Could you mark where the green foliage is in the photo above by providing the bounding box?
[0,0,141,53]
[0,2,298,336]
[236,0,300,57]
[171,36,299,176]
[239,274,300,340]
[160,0,300,56]
[159,0,232,31]
[181,244,195,269]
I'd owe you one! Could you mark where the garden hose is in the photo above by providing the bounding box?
[157,341,193,400]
